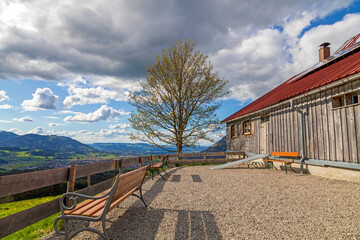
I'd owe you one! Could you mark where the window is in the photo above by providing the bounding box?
[231,125,236,138]
[261,114,269,123]
[243,121,251,135]
[345,91,359,105]
[332,95,344,108]
[332,91,359,109]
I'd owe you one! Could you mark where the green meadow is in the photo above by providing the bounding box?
[0,196,61,240]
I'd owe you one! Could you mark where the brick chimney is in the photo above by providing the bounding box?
[319,42,330,62]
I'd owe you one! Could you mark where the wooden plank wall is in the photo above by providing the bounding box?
[266,79,360,163]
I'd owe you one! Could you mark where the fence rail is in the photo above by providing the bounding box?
[0,151,244,238]
[167,151,246,165]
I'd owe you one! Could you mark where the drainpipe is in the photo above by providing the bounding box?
[290,100,306,174]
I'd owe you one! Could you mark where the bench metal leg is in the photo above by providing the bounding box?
[288,164,296,173]
[102,218,110,240]
[54,215,109,240]
[284,163,287,174]
[132,186,147,207]
[158,171,166,180]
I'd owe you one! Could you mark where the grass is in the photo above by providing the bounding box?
[0,195,61,240]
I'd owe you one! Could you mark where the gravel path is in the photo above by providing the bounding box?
[42,165,360,239]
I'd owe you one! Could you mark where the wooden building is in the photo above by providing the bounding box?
[222,34,360,181]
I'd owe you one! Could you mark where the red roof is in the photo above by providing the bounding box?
[222,46,360,123]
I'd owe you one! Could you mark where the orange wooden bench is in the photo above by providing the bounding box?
[264,152,299,174]
[54,166,148,240]
[150,156,168,180]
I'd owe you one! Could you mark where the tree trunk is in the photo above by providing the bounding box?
[177,142,182,162]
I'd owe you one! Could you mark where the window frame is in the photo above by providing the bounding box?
[230,124,236,138]
[243,121,252,135]
[332,91,359,109]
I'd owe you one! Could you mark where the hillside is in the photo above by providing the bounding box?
[202,136,226,152]
[0,131,96,153]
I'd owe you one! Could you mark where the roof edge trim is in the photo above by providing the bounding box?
[222,71,360,124]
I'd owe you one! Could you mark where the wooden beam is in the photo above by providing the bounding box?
[0,167,68,199]
[76,161,114,178]
[0,197,60,238]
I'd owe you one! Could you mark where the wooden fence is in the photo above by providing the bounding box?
[0,151,244,238]
[167,151,246,165]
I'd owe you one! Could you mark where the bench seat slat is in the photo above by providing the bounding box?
[271,152,298,157]
[92,187,138,217]
[81,199,109,217]
[64,189,108,215]
[151,163,163,169]
[66,197,108,216]
[264,159,292,164]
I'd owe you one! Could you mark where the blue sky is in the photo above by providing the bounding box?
[0,0,359,144]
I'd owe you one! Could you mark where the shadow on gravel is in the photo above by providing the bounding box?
[105,167,223,240]
[175,210,223,240]
[107,208,223,240]
[104,168,178,239]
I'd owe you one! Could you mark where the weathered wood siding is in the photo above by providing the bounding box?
[226,80,360,163]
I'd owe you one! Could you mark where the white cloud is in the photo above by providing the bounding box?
[97,129,127,137]
[212,12,360,101]
[28,127,47,134]
[0,0,353,93]
[21,88,60,111]
[0,0,357,107]
[44,116,60,119]
[49,123,65,127]
[0,90,10,102]
[109,123,130,129]
[0,120,12,123]
[0,104,13,109]
[64,105,130,123]
[57,110,82,115]
[8,128,22,134]
[212,28,288,100]
[61,78,127,109]
[283,11,315,38]
[13,116,34,122]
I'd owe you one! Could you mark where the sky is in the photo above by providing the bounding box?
[0,0,359,144]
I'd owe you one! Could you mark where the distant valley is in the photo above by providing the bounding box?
[89,142,209,155]
[0,131,225,175]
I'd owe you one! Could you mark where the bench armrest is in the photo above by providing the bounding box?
[59,188,113,212]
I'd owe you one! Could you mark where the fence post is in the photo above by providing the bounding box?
[148,155,153,165]
[166,155,170,168]
[113,160,117,170]
[203,153,206,163]
[120,158,124,173]
[87,175,91,188]
[139,156,143,167]
[66,164,77,206]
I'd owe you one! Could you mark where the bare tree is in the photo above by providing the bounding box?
[128,39,228,153]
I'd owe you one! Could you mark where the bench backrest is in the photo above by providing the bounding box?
[271,152,298,157]
[104,166,148,215]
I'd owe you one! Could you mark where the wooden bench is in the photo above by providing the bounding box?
[264,152,298,174]
[150,156,168,180]
[54,165,148,240]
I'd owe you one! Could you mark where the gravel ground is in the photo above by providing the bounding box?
[42,165,360,240]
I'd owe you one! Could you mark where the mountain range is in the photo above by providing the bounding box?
[0,131,96,153]
[202,136,226,152]
[89,142,209,155]
[0,131,226,155]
